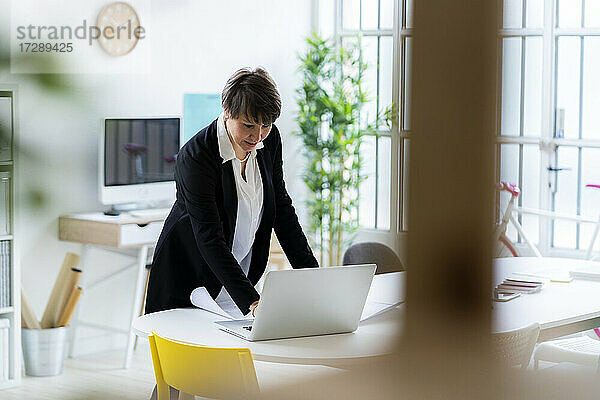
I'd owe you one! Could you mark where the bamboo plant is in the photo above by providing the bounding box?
[295,33,376,266]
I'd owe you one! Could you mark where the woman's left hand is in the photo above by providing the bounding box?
[249,301,259,317]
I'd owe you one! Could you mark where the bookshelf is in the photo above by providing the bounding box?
[0,86,20,389]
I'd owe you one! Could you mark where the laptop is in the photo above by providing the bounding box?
[216,264,377,341]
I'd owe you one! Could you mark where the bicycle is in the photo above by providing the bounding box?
[494,181,541,258]
[496,182,600,259]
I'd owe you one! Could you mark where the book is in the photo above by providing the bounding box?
[0,241,7,308]
[5,241,10,307]
[496,284,542,293]
[495,278,543,295]
[0,318,9,382]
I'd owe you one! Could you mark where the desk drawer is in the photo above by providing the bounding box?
[119,221,164,247]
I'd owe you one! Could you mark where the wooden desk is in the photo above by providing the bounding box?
[59,212,168,369]
[59,212,167,249]
[59,211,289,368]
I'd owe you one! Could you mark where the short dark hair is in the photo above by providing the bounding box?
[221,67,281,125]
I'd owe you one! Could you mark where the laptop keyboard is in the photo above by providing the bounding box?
[243,326,252,331]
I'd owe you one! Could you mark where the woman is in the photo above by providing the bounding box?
[145,67,319,318]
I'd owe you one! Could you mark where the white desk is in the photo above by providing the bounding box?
[133,272,405,368]
[133,259,600,367]
[134,307,401,367]
[493,257,600,341]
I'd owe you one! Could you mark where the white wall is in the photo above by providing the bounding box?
[0,0,313,354]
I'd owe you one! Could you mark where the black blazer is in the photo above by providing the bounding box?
[145,119,319,316]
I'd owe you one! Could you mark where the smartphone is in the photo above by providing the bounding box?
[494,292,520,302]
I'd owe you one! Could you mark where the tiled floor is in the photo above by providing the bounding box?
[0,340,346,399]
[5,338,593,400]
[1,342,157,400]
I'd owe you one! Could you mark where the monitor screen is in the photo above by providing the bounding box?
[104,118,180,186]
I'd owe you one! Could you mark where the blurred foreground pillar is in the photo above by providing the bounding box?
[403,0,498,397]
[262,1,499,398]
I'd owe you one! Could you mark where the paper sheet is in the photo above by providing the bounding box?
[366,272,405,304]
[360,272,405,322]
[190,287,234,320]
[360,301,400,322]
[192,272,406,322]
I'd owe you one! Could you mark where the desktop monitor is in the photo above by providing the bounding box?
[99,117,181,207]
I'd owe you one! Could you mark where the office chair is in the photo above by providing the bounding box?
[534,333,600,373]
[342,242,404,274]
[149,331,260,400]
[492,322,540,369]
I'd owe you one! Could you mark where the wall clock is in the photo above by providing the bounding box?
[97,2,140,56]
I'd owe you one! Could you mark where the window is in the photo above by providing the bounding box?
[320,0,408,235]
[499,0,600,255]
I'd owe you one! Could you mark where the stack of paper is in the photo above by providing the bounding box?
[570,266,600,280]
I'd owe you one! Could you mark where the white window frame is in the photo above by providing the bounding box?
[316,0,407,253]
[498,0,600,258]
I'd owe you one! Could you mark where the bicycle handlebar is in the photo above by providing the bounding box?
[497,181,520,197]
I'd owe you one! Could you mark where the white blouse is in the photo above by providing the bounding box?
[214,112,264,318]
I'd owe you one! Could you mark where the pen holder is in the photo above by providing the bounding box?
[22,326,68,376]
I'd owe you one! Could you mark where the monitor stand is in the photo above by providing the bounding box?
[104,201,170,216]
[103,203,138,216]
[104,208,121,216]
[103,206,121,216]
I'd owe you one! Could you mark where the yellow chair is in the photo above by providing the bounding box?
[148,331,260,400]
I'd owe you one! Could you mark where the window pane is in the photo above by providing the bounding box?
[361,0,379,30]
[503,0,523,28]
[580,148,600,250]
[342,36,359,95]
[377,136,391,230]
[342,0,360,30]
[582,37,600,140]
[359,135,376,228]
[380,0,394,29]
[558,0,582,28]
[406,0,414,28]
[554,147,578,215]
[553,146,579,249]
[556,37,581,139]
[523,37,543,136]
[500,144,519,242]
[403,37,412,131]
[553,220,578,249]
[501,145,519,184]
[361,36,378,127]
[521,145,540,244]
[501,38,522,136]
[402,138,409,231]
[526,0,544,28]
[585,0,600,27]
[319,0,335,39]
[379,35,393,127]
